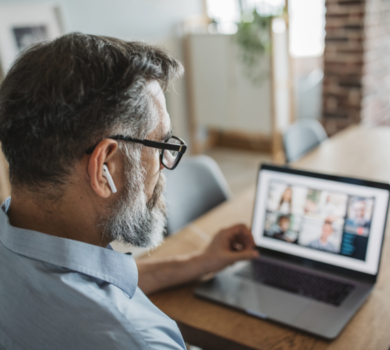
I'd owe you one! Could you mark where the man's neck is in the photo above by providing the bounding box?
[7,188,110,247]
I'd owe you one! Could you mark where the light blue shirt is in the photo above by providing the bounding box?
[0,198,185,350]
[308,238,337,253]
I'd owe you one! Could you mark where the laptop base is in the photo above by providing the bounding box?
[195,258,372,339]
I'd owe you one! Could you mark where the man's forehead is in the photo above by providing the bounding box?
[147,80,164,100]
[146,81,171,138]
[157,114,172,138]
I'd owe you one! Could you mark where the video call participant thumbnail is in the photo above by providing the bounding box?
[308,220,338,253]
[268,215,298,243]
[345,198,372,236]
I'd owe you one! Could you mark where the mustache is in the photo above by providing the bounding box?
[147,172,166,211]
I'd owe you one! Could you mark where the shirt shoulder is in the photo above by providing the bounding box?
[88,283,186,350]
[0,243,185,350]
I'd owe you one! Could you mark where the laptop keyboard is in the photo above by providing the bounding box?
[236,260,355,306]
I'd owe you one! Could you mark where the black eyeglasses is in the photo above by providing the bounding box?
[85,135,187,170]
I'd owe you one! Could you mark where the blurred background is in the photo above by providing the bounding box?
[0,0,389,199]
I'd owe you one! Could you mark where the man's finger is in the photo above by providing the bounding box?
[231,229,256,247]
[228,249,259,262]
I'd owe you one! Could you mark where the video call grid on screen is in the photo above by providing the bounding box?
[252,169,389,275]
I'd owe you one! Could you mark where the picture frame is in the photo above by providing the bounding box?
[0,4,63,77]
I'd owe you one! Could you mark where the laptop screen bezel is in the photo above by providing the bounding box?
[251,164,390,284]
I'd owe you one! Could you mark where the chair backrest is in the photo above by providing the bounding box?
[283,119,328,163]
[164,155,231,235]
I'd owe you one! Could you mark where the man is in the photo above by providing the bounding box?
[308,220,338,253]
[0,33,258,349]
[345,198,371,236]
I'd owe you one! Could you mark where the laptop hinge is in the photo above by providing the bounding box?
[258,247,377,285]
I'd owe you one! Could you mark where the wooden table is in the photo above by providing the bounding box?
[141,125,390,350]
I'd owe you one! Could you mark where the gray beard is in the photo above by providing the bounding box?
[101,149,167,249]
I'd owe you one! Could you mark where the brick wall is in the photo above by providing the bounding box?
[322,0,390,135]
[361,0,390,126]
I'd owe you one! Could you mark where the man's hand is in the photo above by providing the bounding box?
[137,224,259,295]
[199,224,259,274]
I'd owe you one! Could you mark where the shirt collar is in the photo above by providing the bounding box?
[0,197,138,298]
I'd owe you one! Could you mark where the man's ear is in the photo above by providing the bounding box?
[87,139,119,198]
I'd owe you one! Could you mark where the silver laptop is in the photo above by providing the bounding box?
[195,164,390,339]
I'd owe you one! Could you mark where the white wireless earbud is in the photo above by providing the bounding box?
[102,164,117,194]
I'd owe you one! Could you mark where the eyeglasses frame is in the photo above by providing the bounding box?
[85,135,187,170]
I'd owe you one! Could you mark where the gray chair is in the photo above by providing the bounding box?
[283,119,328,163]
[164,155,231,235]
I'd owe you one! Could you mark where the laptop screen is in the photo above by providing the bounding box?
[252,166,390,276]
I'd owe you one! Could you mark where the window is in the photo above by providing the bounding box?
[289,0,326,57]
[206,0,285,24]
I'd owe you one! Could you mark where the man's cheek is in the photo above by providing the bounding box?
[147,174,166,210]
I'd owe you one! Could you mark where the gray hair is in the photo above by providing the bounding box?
[0,32,183,194]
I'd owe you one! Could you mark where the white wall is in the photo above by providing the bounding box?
[0,0,202,145]
[188,34,273,135]
[0,0,202,40]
